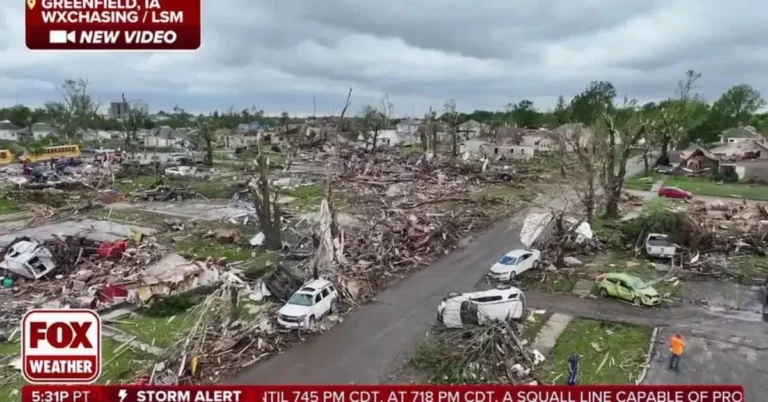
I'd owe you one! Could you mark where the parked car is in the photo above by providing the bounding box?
[487,249,541,281]
[655,165,675,174]
[133,186,191,202]
[658,186,692,199]
[595,273,661,306]
[165,166,196,176]
[167,156,199,167]
[277,278,339,328]
[645,233,677,258]
[437,287,526,328]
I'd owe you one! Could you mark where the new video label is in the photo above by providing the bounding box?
[25,0,201,50]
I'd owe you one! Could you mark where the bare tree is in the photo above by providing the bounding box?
[443,99,460,156]
[119,93,147,153]
[357,105,385,152]
[46,79,99,141]
[250,135,282,251]
[380,93,394,130]
[197,120,215,166]
[602,102,652,218]
[656,70,704,164]
[555,126,605,223]
[313,89,353,279]
[422,107,436,153]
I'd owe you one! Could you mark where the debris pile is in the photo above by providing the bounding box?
[162,279,296,383]
[613,197,768,282]
[412,321,544,384]
[315,153,521,297]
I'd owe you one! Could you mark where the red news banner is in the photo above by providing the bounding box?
[22,385,745,402]
[25,0,201,50]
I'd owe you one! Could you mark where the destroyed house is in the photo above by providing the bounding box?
[680,147,719,172]
[710,139,768,162]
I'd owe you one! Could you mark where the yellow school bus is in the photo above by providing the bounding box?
[22,144,81,163]
[0,150,13,165]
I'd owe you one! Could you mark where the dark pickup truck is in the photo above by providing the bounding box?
[133,186,192,202]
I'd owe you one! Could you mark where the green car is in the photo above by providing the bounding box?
[595,273,661,306]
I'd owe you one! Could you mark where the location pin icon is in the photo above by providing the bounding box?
[27,0,36,9]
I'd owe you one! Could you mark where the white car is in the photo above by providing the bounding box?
[487,249,541,281]
[277,278,339,328]
[164,166,196,176]
[437,287,526,328]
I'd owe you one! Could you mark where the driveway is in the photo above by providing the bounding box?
[228,156,767,386]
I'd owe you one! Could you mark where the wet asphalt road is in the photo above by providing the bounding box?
[227,156,768,384]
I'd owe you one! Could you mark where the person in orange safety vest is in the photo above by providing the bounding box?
[669,333,685,372]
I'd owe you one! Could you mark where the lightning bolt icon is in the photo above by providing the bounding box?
[118,390,128,402]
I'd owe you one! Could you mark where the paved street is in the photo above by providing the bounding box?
[645,328,768,402]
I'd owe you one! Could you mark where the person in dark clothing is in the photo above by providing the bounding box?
[567,353,579,385]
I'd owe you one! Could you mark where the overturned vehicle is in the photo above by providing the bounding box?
[437,287,526,328]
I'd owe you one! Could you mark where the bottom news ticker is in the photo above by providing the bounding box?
[22,385,744,402]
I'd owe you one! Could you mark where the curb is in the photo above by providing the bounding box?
[635,327,659,384]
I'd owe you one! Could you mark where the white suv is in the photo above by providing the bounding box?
[277,278,339,328]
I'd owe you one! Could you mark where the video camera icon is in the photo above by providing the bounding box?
[49,30,76,44]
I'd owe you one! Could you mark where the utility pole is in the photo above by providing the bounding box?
[313,94,316,118]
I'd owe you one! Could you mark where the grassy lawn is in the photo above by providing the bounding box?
[625,174,659,191]
[175,234,253,261]
[115,175,159,193]
[664,176,768,201]
[115,175,240,199]
[0,195,19,215]
[518,271,577,294]
[281,184,325,211]
[538,318,653,385]
[0,339,150,402]
[113,310,198,348]
[731,254,768,281]
[481,184,538,205]
[523,312,553,343]
[175,231,281,267]
[402,145,424,156]
[628,173,768,200]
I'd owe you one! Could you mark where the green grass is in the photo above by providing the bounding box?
[664,176,768,200]
[732,254,768,281]
[115,175,160,193]
[175,235,252,261]
[115,175,240,199]
[523,312,552,343]
[281,184,325,211]
[590,217,625,248]
[481,184,539,206]
[538,318,653,385]
[0,339,150,402]
[99,339,151,384]
[625,173,660,191]
[628,173,768,200]
[402,145,424,156]
[0,196,19,215]
[113,310,198,348]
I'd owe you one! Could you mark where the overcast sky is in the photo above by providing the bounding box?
[1,0,767,117]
